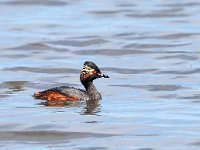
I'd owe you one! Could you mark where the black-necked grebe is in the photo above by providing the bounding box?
[34,61,109,101]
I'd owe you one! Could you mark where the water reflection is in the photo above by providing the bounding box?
[38,99,101,115]
[39,100,81,107]
[5,81,27,92]
[83,99,101,115]
[0,81,27,99]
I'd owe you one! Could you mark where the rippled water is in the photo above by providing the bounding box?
[1,0,200,149]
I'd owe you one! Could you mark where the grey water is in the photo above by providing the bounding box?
[1,0,200,149]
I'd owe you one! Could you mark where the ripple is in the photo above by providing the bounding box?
[0,0,67,6]
[116,3,137,7]
[48,38,108,47]
[189,141,200,146]
[0,131,113,142]
[114,32,136,37]
[103,67,158,74]
[135,148,154,150]
[0,81,28,92]
[110,84,186,91]
[162,2,200,7]
[74,49,150,56]
[0,94,10,99]
[116,33,199,40]
[124,43,190,49]
[134,134,159,137]
[179,94,200,100]
[3,67,79,74]
[156,33,199,40]
[89,10,119,15]
[156,54,199,61]
[0,54,30,58]
[157,94,177,99]
[8,43,66,52]
[157,68,200,75]
[0,81,28,99]
[75,48,199,56]
[127,12,189,18]
[126,6,189,19]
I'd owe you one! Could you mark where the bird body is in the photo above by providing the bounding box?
[34,61,109,101]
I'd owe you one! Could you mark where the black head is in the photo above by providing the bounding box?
[80,61,109,84]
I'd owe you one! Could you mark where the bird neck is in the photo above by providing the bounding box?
[83,81,101,100]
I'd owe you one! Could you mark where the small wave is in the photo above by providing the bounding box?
[8,43,66,52]
[157,68,200,75]
[74,49,149,56]
[48,39,108,47]
[0,131,113,142]
[0,0,67,6]
[110,84,186,91]
[123,43,190,49]
[103,67,158,74]
[3,67,79,74]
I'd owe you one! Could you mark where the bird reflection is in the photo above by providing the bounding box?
[0,81,27,99]
[38,99,101,115]
[6,81,27,92]
[39,100,81,107]
[83,99,101,115]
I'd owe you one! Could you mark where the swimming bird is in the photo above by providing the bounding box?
[34,61,109,101]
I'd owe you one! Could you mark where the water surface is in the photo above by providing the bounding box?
[1,0,200,149]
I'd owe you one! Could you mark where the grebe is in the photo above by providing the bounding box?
[34,61,109,101]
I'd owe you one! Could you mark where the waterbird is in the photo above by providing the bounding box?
[34,61,109,101]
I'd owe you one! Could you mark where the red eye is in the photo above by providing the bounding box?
[93,70,97,74]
